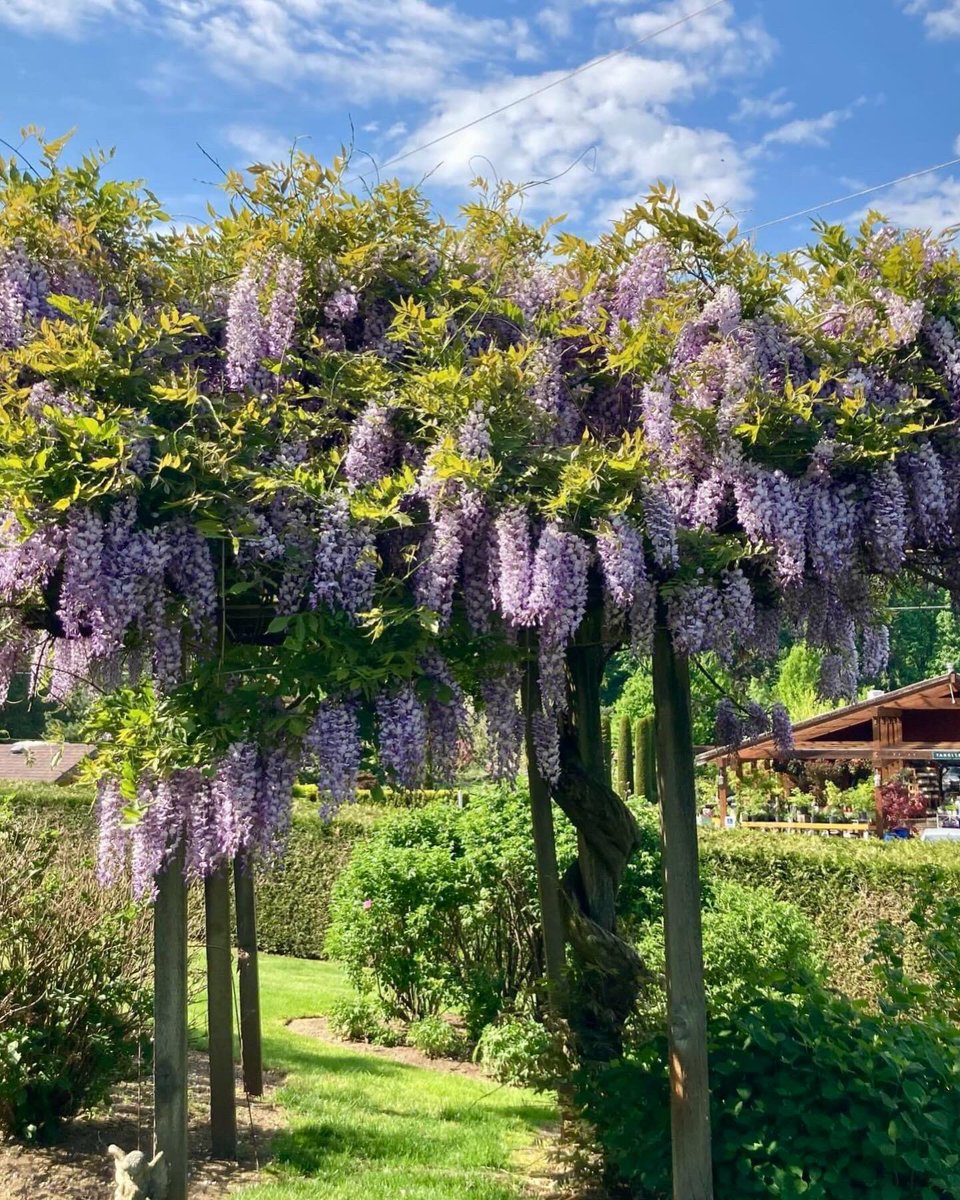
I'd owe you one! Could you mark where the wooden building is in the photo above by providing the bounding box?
[697,673,960,832]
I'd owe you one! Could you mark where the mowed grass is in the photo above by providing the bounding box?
[191,953,557,1199]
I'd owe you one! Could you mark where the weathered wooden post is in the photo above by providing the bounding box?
[233,855,264,1096]
[204,866,237,1158]
[154,845,189,1200]
[522,652,567,1005]
[653,621,713,1200]
[616,714,634,800]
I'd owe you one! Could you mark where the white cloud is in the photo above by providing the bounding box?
[612,0,777,72]
[902,1,960,37]
[0,0,135,35]
[733,87,794,123]
[852,174,960,232]
[156,0,537,100]
[537,4,573,40]
[761,105,857,149]
[223,124,293,164]
[393,53,751,224]
[392,2,775,224]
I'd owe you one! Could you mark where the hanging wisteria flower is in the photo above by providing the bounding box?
[862,624,890,680]
[597,515,646,610]
[343,401,395,488]
[642,483,679,570]
[528,341,580,443]
[414,506,463,626]
[458,403,492,460]
[667,582,724,656]
[225,262,265,390]
[532,709,561,786]
[264,255,303,361]
[864,463,907,574]
[311,496,377,617]
[611,241,671,323]
[483,670,523,781]
[495,507,535,626]
[324,286,359,325]
[377,684,427,789]
[714,698,741,748]
[771,703,794,756]
[302,699,361,813]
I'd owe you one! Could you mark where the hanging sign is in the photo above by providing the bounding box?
[932,750,960,762]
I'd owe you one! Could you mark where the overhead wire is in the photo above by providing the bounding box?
[745,154,960,234]
[351,0,728,179]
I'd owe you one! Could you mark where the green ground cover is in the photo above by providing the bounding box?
[192,954,556,1200]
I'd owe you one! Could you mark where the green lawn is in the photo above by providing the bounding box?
[193,954,556,1199]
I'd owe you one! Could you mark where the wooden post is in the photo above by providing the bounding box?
[653,622,714,1200]
[204,867,237,1159]
[154,845,189,1200]
[233,856,264,1097]
[522,652,567,1007]
[717,763,729,827]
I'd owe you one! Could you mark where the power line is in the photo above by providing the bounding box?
[746,154,960,234]
[360,0,727,177]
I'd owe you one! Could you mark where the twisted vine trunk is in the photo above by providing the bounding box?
[551,599,647,1062]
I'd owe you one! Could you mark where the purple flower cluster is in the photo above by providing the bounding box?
[324,287,359,325]
[596,515,646,610]
[311,496,377,617]
[771,703,794,756]
[482,669,523,781]
[303,700,361,813]
[611,241,671,323]
[714,698,741,748]
[528,342,581,443]
[376,684,427,789]
[343,401,396,488]
[495,507,534,625]
[414,506,463,626]
[421,654,469,787]
[642,484,679,570]
[226,254,303,389]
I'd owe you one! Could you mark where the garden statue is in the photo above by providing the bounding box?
[108,1145,165,1200]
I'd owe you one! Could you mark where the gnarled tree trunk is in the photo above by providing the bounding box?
[551,598,647,1062]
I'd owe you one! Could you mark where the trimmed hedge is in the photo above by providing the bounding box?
[255,804,382,958]
[700,829,960,999]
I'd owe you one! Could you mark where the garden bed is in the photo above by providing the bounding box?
[0,1049,284,1199]
[287,1015,487,1078]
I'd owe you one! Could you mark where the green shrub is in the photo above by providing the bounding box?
[582,990,960,1199]
[407,1016,464,1060]
[0,811,151,1140]
[628,880,823,1047]
[326,785,578,1035]
[327,997,393,1044]
[700,829,960,1003]
[476,1016,561,1090]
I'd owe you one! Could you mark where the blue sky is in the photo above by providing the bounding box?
[2,0,960,252]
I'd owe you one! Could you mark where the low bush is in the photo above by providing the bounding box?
[476,1016,562,1090]
[582,989,960,1199]
[326,785,579,1035]
[327,997,400,1045]
[0,809,152,1140]
[632,879,823,1033]
[407,1016,464,1060]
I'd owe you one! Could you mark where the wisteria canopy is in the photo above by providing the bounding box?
[1,136,958,897]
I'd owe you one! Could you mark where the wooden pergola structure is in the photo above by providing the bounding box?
[697,672,960,831]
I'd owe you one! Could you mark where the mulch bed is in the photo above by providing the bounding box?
[287,1015,489,1077]
[0,1050,285,1199]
